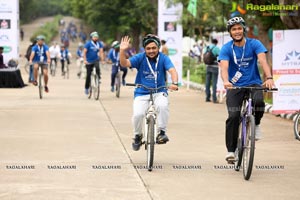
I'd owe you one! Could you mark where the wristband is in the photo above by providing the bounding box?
[266,77,273,80]
[172,82,178,86]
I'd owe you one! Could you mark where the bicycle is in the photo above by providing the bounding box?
[126,83,167,171]
[63,60,69,79]
[77,58,86,79]
[231,86,277,180]
[50,58,57,76]
[88,66,100,100]
[115,66,121,98]
[294,110,300,140]
[37,63,44,99]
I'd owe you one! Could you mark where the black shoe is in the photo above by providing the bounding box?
[132,135,142,151]
[156,130,169,144]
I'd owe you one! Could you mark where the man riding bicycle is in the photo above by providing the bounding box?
[218,17,275,163]
[83,31,105,95]
[76,43,84,78]
[108,40,128,92]
[29,35,51,93]
[120,34,178,151]
[49,41,60,72]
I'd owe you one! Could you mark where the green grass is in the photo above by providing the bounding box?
[182,56,206,84]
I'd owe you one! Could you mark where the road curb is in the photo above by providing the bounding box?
[182,80,295,122]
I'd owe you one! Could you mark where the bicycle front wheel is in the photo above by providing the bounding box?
[93,74,100,100]
[242,115,255,180]
[115,74,121,98]
[146,115,155,171]
[234,121,244,171]
[38,70,43,99]
[294,113,300,140]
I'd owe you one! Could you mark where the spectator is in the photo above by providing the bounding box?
[0,46,6,68]
[205,39,221,103]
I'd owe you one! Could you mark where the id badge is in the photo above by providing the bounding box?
[231,71,242,84]
[40,56,44,62]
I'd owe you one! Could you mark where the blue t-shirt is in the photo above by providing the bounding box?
[84,40,103,63]
[108,48,119,64]
[129,52,174,97]
[32,44,49,63]
[77,48,83,58]
[218,38,267,86]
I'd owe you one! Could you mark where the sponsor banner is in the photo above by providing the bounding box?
[158,0,183,84]
[0,0,19,64]
[272,29,300,113]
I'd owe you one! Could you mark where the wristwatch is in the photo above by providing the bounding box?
[172,82,178,86]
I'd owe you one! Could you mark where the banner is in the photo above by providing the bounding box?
[272,29,300,114]
[158,0,183,85]
[0,0,19,64]
[187,0,197,18]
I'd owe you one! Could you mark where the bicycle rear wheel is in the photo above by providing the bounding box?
[38,69,43,99]
[115,73,121,98]
[234,121,244,171]
[294,113,300,140]
[146,115,155,171]
[242,115,255,180]
[93,74,100,100]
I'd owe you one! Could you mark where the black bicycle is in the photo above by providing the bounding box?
[37,64,44,99]
[126,83,167,171]
[231,87,277,180]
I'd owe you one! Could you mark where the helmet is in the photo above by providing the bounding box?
[142,34,161,48]
[90,31,99,38]
[36,35,45,41]
[227,17,246,32]
[78,42,84,48]
[111,41,120,49]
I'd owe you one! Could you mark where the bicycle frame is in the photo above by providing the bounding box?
[144,93,158,145]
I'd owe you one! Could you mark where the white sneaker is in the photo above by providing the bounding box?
[225,152,235,164]
[255,125,262,140]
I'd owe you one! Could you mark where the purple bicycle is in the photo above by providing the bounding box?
[231,86,277,180]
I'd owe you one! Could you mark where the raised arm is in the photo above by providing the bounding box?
[119,36,131,68]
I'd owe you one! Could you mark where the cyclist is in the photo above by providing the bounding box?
[218,17,275,163]
[108,41,128,92]
[76,43,84,78]
[49,41,60,73]
[29,35,51,92]
[120,34,178,151]
[59,44,70,76]
[83,31,105,95]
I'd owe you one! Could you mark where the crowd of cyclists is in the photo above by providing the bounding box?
[24,20,140,95]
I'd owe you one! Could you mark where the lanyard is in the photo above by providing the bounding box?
[113,50,119,62]
[38,45,44,55]
[232,38,246,70]
[91,41,99,49]
[146,55,160,86]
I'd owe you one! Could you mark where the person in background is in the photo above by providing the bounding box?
[59,44,70,76]
[83,31,105,95]
[29,35,51,92]
[25,40,37,82]
[0,47,6,68]
[107,40,128,92]
[205,39,221,103]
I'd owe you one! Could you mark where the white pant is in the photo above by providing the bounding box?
[132,92,169,136]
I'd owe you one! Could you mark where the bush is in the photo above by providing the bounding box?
[30,15,62,44]
[182,56,206,84]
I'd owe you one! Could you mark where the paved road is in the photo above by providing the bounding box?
[0,17,299,200]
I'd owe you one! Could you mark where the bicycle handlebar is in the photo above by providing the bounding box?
[228,86,278,91]
[126,83,167,91]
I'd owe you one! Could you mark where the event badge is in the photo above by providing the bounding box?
[231,71,242,84]
[40,56,44,62]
